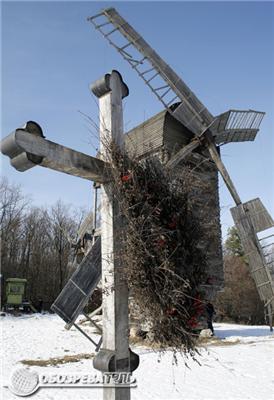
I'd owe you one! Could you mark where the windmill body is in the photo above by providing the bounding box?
[88,7,274,329]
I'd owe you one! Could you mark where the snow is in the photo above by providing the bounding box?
[1,314,274,400]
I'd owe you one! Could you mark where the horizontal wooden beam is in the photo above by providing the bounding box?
[1,129,108,183]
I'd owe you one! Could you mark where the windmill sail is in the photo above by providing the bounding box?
[51,237,101,326]
[88,8,213,135]
[231,199,274,313]
[88,8,265,144]
[212,110,265,144]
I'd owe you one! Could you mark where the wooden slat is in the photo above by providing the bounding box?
[99,8,214,134]
[231,202,274,308]
[243,198,274,233]
[125,110,166,157]
[204,131,242,205]
[166,139,200,169]
[51,237,101,325]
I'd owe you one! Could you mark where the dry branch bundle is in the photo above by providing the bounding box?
[106,143,209,356]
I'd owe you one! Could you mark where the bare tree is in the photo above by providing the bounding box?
[216,227,264,324]
[49,201,78,291]
[0,178,83,309]
[0,178,28,278]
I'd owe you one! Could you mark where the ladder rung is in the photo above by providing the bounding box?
[87,13,104,21]
[144,81,170,109]
[127,57,145,66]
[154,84,170,92]
[259,233,274,242]
[261,242,274,249]
[258,281,271,288]
[252,266,268,273]
[96,21,112,29]
[119,48,134,58]
[120,42,132,50]
[159,87,172,99]
[146,72,159,83]
[105,27,119,37]
[140,67,155,76]
[167,96,179,106]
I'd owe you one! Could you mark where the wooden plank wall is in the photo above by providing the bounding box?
[125,111,165,158]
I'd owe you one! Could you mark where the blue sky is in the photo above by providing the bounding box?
[1,1,274,239]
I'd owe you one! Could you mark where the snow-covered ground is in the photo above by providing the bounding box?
[1,313,273,400]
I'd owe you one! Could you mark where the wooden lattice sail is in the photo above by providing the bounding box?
[231,199,274,328]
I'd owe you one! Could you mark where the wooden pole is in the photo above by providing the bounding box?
[91,70,130,400]
[204,131,242,205]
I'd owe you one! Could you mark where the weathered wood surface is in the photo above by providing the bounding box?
[210,110,265,144]
[242,198,274,233]
[125,109,192,160]
[231,202,274,310]
[90,9,265,146]
[51,237,101,325]
[90,7,213,135]
[166,139,200,169]
[92,71,131,400]
[204,131,242,205]
[1,129,108,182]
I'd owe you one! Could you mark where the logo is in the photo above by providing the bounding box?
[5,368,137,396]
[9,369,39,396]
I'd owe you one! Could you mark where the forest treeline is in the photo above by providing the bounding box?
[216,226,265,324]
[0,177,265,322]
[0,177,86,310]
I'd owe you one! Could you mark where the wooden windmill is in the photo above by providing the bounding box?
[1,7,273,400]
[86,8,274,329]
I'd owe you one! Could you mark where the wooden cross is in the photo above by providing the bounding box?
[1,70,138,400]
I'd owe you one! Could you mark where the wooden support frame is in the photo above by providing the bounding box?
[1,129,108,182]
[203,131,242,205]
[166,138,200,169]
[92,70,136,400]
[166,126,242,207]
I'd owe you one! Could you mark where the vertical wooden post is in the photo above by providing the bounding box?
[92,182,99,245]
[91,70,130,400]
